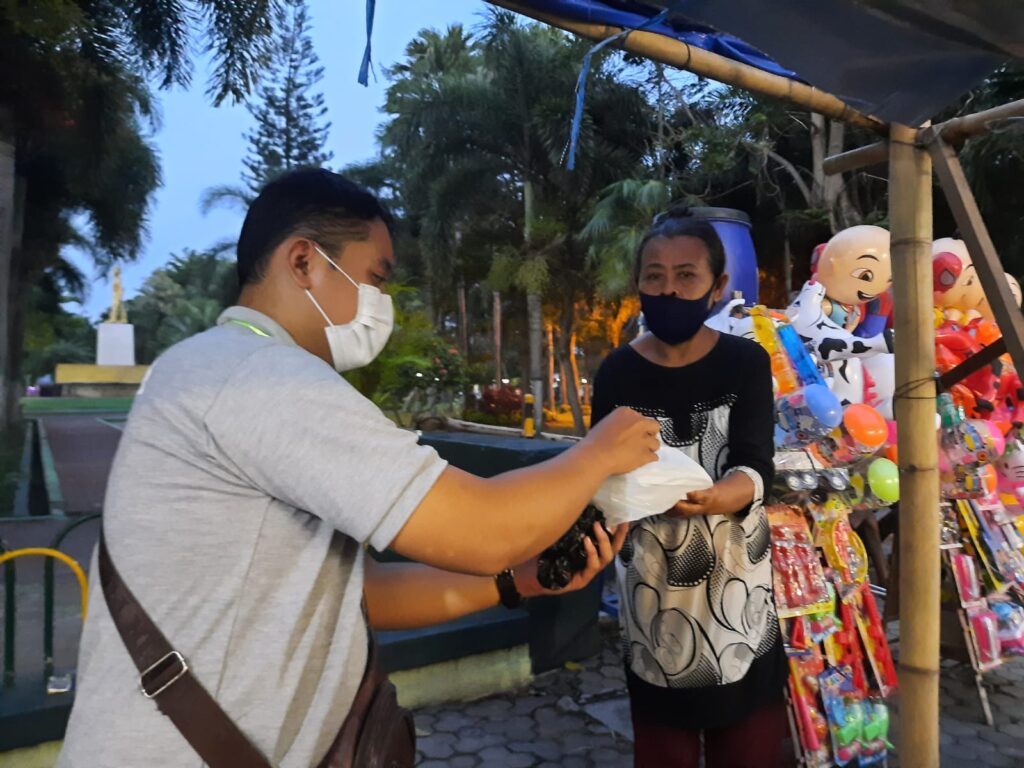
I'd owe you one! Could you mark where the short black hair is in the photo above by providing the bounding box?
[634,206,726,283]
[236,168,394,286]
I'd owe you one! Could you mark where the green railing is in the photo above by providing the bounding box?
[1,514,97,689]
[44,514,100,680]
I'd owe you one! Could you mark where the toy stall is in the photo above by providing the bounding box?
[708,223,1024,765]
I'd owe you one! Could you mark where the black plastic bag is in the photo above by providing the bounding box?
[536,506,610,590]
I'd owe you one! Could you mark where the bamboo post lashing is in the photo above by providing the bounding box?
[889,123,940,768]
[488,0,887,135]
[824,98,1024,175]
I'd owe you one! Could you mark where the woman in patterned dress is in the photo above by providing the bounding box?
[591,211,786,767]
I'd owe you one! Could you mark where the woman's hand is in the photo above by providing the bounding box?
[513,523,629,598]
[669,471,756,518]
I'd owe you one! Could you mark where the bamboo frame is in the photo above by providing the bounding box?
[488,0,887,134]
[889,122,940,768]
[823,98,1024,175]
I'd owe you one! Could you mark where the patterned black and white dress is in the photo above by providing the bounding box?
[591,333,786,730]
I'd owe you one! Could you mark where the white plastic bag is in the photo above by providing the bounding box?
[592,440,714,528]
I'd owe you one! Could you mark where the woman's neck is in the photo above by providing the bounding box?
[631,326,719,368]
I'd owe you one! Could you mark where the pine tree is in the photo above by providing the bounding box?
[201,0,332,213]
[243,0,332,193]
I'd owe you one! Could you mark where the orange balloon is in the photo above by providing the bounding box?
[885,444,899,463]
[843,404,888,450]
[975,320,1002,347]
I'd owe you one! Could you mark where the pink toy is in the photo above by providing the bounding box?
[968,608,1003,667]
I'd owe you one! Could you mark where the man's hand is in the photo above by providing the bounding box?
[580,407,661,476]
[514,523,628,598]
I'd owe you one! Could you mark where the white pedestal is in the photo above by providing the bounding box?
[96,323,136,366]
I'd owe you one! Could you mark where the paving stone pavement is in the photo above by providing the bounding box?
[412,622,1024,767]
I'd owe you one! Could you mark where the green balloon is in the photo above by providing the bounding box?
[868,458,900,504]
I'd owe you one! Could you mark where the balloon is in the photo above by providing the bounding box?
[867,458,900,504]
[885,443,899,464]
[805,383,843,429]
[843,404,887,451]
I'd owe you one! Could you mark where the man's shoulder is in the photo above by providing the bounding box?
[141,326,345,413]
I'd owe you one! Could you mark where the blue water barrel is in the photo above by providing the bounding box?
[688,207,759,311]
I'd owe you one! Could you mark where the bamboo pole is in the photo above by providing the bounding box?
[889,123,939,768]
[488,0,886,135]
[824,98,1024,175]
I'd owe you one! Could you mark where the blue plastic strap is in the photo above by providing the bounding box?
[358,0,376,86]
[566,5,673,170]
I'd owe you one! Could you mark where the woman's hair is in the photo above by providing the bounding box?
[633,206,726,283]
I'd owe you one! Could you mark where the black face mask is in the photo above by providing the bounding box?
[640,287,715,345]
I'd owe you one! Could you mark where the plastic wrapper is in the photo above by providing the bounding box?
[591,441,714,528]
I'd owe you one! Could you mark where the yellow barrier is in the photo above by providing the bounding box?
[0,548,89,621]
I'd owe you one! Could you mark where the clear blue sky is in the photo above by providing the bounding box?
[68,0,488,320]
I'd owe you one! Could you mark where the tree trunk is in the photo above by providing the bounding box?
[527,292,544,428]
[6,185,25,428]
[555,311,585,436]
[810,112,827,211]
[811,117,862,232]
[492,290,503,383]
[823,119,846,231]
[0,109,14,431]
[546,322,556,411]
[523,179,543,430]
[783,220,793,300]
[457,279,469,358]
[568,331,583,428]
[559,360,568,409]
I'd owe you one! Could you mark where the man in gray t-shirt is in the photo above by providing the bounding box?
[59,169,659,767]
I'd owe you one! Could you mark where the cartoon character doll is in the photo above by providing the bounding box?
[788,226,895,416]
[933,237,1022,324]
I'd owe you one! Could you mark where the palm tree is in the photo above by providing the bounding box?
[1,1,280,426]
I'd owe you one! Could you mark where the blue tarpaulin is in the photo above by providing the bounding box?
[517,0,801,81]
[500,0,1022,125]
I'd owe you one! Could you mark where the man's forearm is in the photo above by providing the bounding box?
[364,559,500,630]
[391,440,613,575]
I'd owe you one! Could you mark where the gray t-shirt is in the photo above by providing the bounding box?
[58,307,447,768]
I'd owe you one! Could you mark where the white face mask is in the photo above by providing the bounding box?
[305,244,394,372]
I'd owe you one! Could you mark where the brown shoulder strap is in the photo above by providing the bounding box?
[98,533,274,768]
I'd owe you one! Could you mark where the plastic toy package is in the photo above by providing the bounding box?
[949,551,984,604]
[818,674,892,768]
[769,506,831,617]
[967,607,1004,670]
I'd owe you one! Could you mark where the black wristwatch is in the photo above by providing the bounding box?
[495,569,523,609]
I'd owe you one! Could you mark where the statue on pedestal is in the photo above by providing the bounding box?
[109,266,128,324]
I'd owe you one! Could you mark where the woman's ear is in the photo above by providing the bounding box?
[713,273,730,303]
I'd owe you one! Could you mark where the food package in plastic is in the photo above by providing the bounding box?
[592,440,714,528]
